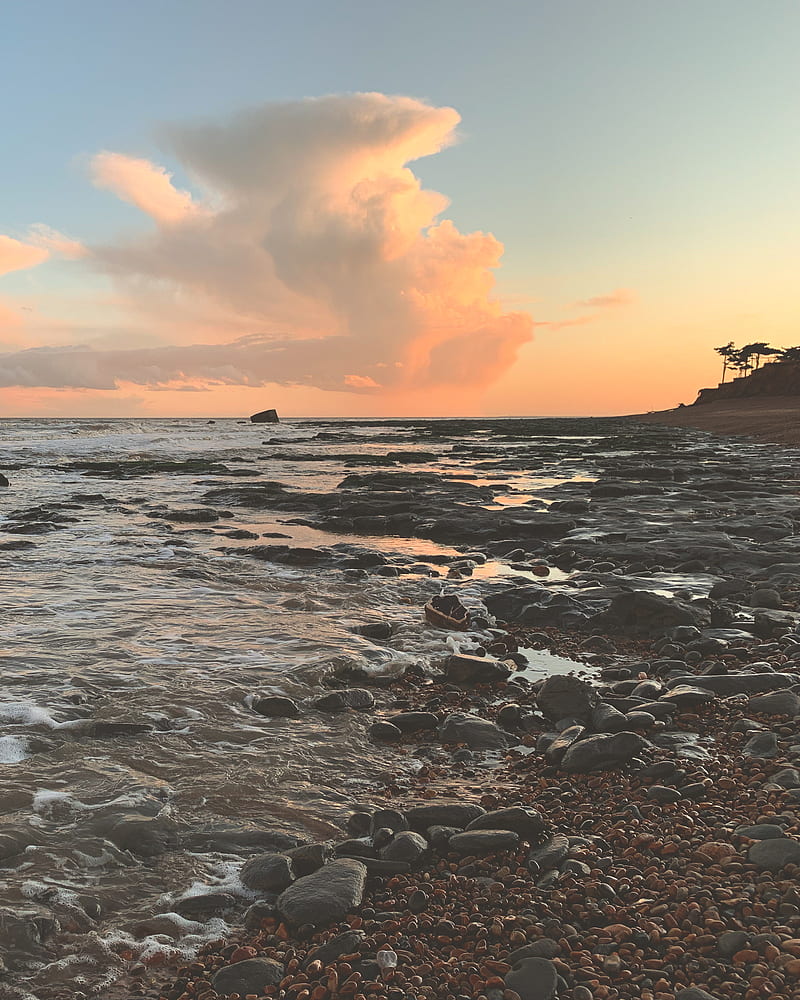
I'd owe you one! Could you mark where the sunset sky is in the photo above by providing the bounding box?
[1,0,798,418]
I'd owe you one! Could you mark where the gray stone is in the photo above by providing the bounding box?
[544,725,584,766]
[106,817,178,858]
[590,702,628,732]
[285,842,333,876]
[405,803,485,829]
[748,838,800,872]
[212,958,284,996]
[303,929,366,969]
[444,653,511,685]
[772,767,800,789]
[743,732,779,758]
[665,673,796,695]
[537,675,597,723]
[312,689,375,712]
[504,956,558,1000]
[748,691,800,717]
[507,940,560,965]
[658,685,716,708]
[388,711,439,732]
[240,853,295,892]
[625,711,657,730]
[646,785,682,803]
[751,588,782,609]
[717,931,750,959]
[252,696,300,717]
[439,713,509,750]
[448,829,520,854]
[381,831,428,863]
[735,823,785,840]
[560,732,647,772]
[466,806,546,841]
[675,990,721,1000]
[277,859,367,927]
[174,893,237,919]
[527,834,569,871]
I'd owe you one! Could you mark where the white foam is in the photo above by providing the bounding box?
[0,734,29,763]
[0,702,59,728]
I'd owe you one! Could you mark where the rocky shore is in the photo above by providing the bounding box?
[632,398,800,446]
[119,616,800,1000]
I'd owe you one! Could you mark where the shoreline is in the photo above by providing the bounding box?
[628,396,800,446]
[130,617,800,1000]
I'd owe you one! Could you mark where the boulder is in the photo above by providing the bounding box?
[748,838,800,872]
[466,806,546,841]
[444,653,511,685]
[743,732,779,758]
[405,803,485,829]
[240,853,295,892]
[381,831,428,863]
[212,959,284,996]
[504,956,559,1000]
[592,590,706,636]
[537,675,597,722]
[748,690,800,717]
[560,732,647,773]
[439,712,509,750]
[250,409,280,423]
[277,859,367,927]
[591,702,628,732]
[448,829,520,854]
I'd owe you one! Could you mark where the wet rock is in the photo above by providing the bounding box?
[537,675,597,722]
[560,732,647,772]
[371,808,409,833]
[304,928,366,968]
[381,831,428,863]
[544,724,585,766]
[444,653,511,684]
[750,588,782,609]
[285,842,333,875]
[497,702,523,728]
[405,803,485,829]
[626,710,657,730]
[748,690,800,716]
[252,696,301,718]
[748,838,800,871]
[590,702,628,732]
[593,590,706,636]
[173,892,237,919]
[240,853,295,892]
[0,473,8,487]
[277,858,367,927]
[466,806,546,841]
[388,711,439,732]
[426,824,459,848]
[666,672,795,695]
[439,712,509,750]
[182,827,299,854]
[448,829,520,854]
[528,833,569,871]
[312,689,375,712]
[504,956,558,1000]
[244,900,278,929]
[370,721,402,741]
[357,620,393,640]
[743,731,779,758]
[212,958,284,996]
[0,831,35,861]
[658,685,716,709]
[106,817,178,857]
[717,931,750,958]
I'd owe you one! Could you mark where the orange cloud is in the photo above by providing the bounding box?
[576,288,636,308]
[26,224,87,259]
[90,151,200,224]
[0,235,49,276]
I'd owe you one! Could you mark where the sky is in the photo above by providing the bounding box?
[1,0,798,418]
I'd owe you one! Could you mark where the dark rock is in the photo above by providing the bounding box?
[277,858,367,927]
[250,408,280,423]
[405,803,485,829]
[466,806,546,841]
[743,732,779,758]
[106,817,178,857]
[717,931,750,959]
[748,690,800,716]
[358,621,393,640]
[675,990,721,1000]
[735,824,786,840]
[285,842,332,875]
[304,929,366,969]
[408,889,429,913]
[750,588,782,609]
[560,732,647,772]
[381,831,428,863]
[507,940,561,965]
[444,653,511,685]
[174,893,237,919]
[748,838,800,871]
[388,711,439,733]
[527,834,569,871]
[544,724,584,766]
[371,808,409,834]
[244,899,278,930]
[504,956,558,1000]
[212,958,284,996]
[240,853,295,892]
[666,672,796,695]
[448,829,520,854]
[439,712,509,750]
[771,767,800,789]
[312,689,375,712]
[252,696,301,718]
[426,824,459,848]
[537,675,597,722]
[658,685,716,708]
[646,785,682,803]
[0,473,8,487]
[591,702,628,733]
[593,590,706,636]
[370,721,402,741]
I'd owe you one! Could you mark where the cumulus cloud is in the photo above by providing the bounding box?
[576,288,636,309]
[26,224,87,259]
[0,235,50,276]
[0,93,533,394]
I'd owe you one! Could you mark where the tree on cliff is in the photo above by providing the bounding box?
[781,346,800,362]
[739,342,782,372]
[714,341,737,382]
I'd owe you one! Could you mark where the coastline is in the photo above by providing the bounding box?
[628,396,800,446]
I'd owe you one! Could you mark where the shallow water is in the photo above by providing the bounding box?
[0,415,788,997]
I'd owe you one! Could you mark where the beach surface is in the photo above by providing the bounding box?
[632,396,800,445]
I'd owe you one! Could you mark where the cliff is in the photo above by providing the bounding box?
[694,361,800,404]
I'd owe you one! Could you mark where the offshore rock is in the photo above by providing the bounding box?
[250,408,280,423]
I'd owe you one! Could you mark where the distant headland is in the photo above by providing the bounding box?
[632,341,800,445]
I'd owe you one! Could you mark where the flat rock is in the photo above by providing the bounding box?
[106,817,178,858]
[665,673,796,695]
[735,823,786,840]
[748,691,800,717]
[504,956,559,1000]
[560,732,647,773]
[405,803,485,829]
[439,712,509,750]
[743,732,779,758]
[212,958,284,996]
[772,767,800,788]
[659,685,716,708]
[466,806,546,841]
[240,853,295,892]
[748,838,800,872]
[277,859,367,927]
[448,829,520,854]
[381,831,428,863]
[591,702,629,732]
[444,653,511,685]
[388,711,439,732]
[647,785,683,803]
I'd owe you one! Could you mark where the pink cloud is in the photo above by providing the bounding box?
[91,152,200,224]
[0,235,49,276]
